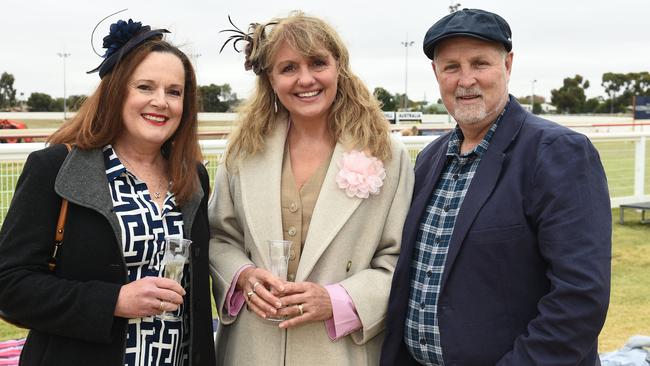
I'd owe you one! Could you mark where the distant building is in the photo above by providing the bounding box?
[521,103,557,114]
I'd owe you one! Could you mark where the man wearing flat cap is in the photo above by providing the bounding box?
[381,8,611,366]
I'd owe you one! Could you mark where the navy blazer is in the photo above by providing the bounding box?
[381,98,611,366]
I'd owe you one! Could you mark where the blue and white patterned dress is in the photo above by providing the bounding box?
[103,145,190,366]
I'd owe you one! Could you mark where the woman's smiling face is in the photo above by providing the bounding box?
[269,41,338,125]
[118,51,185,149]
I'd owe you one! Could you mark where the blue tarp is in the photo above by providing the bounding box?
[601,335,650,366]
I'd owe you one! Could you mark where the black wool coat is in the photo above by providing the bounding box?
[0,144,216,366]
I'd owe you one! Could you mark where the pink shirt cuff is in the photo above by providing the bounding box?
[324,284,362,340]
[225,264,255,317]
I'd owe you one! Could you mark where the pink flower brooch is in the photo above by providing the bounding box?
[335,150,386,199]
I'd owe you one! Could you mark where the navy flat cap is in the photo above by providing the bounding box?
[423,8,512,59]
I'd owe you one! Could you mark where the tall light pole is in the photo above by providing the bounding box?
[531,79,537,114]
[57,52,71,120]
[401,37,414,110]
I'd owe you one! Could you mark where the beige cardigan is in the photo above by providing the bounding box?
[208,119,414,366]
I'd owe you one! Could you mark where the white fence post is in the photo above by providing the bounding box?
[634,136,646,200]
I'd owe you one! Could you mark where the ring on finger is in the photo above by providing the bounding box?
[252,282,261,293]
[159,300,165,312]
[246,291,254,300]
[297,303,304,316]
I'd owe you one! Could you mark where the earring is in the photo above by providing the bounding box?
[273,92,278,113]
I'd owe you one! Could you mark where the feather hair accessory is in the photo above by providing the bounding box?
[219,15,276,75]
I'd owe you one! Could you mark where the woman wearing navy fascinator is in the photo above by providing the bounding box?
[0,16,215,366]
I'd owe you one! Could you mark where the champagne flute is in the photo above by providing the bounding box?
[156,236,191,320]
[266,239,292,322]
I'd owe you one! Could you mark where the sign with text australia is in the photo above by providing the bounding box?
[396,111,423,123]
[634,96,650,120]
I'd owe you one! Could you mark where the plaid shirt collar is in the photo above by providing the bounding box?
[446,100,509,159]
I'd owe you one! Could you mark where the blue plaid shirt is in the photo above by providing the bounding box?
[404,108,506,365]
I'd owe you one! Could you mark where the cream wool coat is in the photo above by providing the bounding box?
[208,120,414,366]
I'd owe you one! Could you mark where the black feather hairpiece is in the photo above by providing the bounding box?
[219,15,277,75]
[219,15,255,54]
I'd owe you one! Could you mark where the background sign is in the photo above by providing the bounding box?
[634,96,650,120]
[383,111,396,123]
[396,111,422,123]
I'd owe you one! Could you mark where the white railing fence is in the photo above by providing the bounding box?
[1,134,649,224]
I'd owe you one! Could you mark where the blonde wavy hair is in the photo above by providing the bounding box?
[224,11,391,168]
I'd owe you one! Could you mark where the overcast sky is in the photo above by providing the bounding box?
[1,0,648,105]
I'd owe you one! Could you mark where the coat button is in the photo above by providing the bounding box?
[288,274,295,281]
[419,337,426,345]
[288,227,297,236]
[346,261,352,272]
[289,248,296,261]
[289,202,298,212]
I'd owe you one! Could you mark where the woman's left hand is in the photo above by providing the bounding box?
[276,281,333,329]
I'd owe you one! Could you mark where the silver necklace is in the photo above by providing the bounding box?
[116,150,168,199]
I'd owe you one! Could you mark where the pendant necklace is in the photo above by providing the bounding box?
[116,150,168,200]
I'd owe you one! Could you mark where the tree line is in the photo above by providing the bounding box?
[374,72,650,115]
[2,70,649,114]
[0,72,240,113]
[550,72,650,114]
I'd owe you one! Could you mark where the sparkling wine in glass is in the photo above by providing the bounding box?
[267,239,292,322]
[156,236,191,320]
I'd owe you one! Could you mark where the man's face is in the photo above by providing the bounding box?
[432,37,512,129]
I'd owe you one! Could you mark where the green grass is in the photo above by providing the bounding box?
[16,119,63,129]
[599,208,650,351]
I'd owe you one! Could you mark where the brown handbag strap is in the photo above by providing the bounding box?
[48,143,72,272]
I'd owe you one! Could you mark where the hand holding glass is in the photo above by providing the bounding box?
[157,236,191,320]
[267,240,291,322]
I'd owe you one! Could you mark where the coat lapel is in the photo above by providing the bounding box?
[54,147,122,245]
[391,134,449,321]
[295,142,363,281]
[238,119,288,269]
[181,179,204,239]
[440,99,526,289]
[402,135,451,260]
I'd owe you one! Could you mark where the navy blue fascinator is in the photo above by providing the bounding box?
[87,18,170,78]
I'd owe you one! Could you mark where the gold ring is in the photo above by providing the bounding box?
[297,303,304,316]
[252,282,260,293]
[246,291,254,300]
[159,301,165,312]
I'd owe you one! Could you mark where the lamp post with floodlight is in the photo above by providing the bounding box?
[57,52,71,120]
[401,38,414,110]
